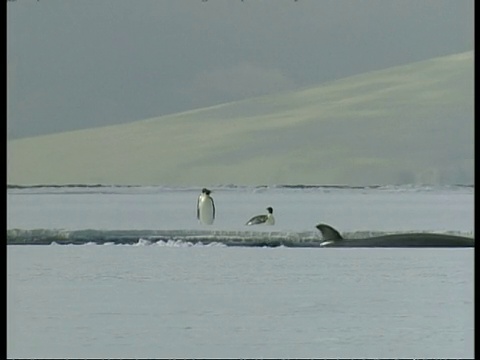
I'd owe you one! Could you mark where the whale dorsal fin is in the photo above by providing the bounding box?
[315,223,344,241]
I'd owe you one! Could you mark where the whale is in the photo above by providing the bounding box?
[316,223,474,248]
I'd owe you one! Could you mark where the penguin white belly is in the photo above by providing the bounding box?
[198,197,215,225]
[265,215,275,225]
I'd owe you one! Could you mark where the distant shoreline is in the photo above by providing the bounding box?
[7,183,475,190]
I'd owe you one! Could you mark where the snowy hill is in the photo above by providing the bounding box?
[7,51,473,186]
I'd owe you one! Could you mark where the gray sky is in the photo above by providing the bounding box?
[7,0,474,139]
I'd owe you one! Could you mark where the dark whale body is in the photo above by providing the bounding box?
[316,224,474,248]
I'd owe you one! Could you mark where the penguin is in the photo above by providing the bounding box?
[197,188,215,225]
[245,207,275,226]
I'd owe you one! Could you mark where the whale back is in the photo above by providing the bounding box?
[315,223,474,247]
[315,223,344,241]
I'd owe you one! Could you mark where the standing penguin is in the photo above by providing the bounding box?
[245,207,275,226]
[197,188,215,225]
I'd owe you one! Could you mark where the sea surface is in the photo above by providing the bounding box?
[7,185,475,358]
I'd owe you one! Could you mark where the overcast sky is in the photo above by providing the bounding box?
[7,0,474,139]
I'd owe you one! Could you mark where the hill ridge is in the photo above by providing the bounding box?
[8,51,473,186]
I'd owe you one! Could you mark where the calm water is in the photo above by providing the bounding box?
[7,185,474,358]
[7,245,474,358]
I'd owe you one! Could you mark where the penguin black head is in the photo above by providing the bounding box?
[266,207,273,214]
[202,188,211,195]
